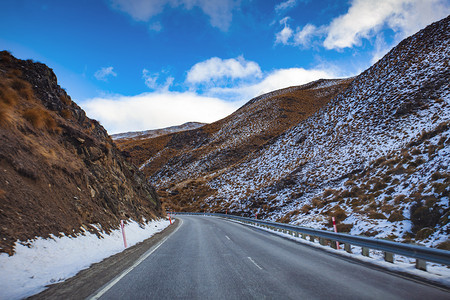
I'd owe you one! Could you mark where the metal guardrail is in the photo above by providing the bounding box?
[172,212,450,271]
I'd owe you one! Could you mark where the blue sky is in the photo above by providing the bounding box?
[1,0,449,134]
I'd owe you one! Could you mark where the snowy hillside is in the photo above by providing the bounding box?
[206,16,450,248]
[117,16,449,248]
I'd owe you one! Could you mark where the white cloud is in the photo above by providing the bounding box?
[275,17,293,45]
[82,91,241,134]
[209,67,337,101]
[142,69,174,91]
[186,56,262,84]
[275,0,298,13]
[108,0,237,31]
[94,67,117,81]
[323,0,450,50]
[293,23,318,47]
[84,63,340,134]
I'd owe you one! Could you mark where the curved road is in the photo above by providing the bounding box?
[92,215,449,299]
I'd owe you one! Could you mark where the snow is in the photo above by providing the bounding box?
[0,219,171,300]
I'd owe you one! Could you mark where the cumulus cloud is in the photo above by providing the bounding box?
[186,56,262,84]
[323,0,450,49]
[94,67,117,81]
[108,0,237,31]
[209,67,337,101]
[82,91,241,134]
[275,0,298,13]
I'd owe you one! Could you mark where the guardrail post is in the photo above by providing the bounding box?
[384,252,394,263]
[309,235,315,242]
[294,231,299,237]
[319,237,326,246]
[301,233,306,240]
[344,243,352,253]
[416,259,427,271]
[362,247,370,257]
[331,241,338,249]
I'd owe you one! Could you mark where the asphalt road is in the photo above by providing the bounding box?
[91,215,449,299]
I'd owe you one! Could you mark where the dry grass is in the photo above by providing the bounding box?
[11,78,34,100]
[22,107,58,131]
[0,83,18,106]
[0,189,6,199]
[60,93,71,105]
[0,105,13,127]
[60,109,72,119]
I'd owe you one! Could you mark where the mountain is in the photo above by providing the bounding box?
[111,122,206,141]
[115,77,354,206]
[0,51,162,255]
[116,16,449,248]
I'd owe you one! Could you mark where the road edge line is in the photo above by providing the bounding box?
[86,218,183,300]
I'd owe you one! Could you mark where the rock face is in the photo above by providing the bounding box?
[0,51,162,255]
[116,16,450,248]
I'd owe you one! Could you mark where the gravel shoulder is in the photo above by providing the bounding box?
[28,219,179,300]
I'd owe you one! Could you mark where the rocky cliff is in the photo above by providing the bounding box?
[0,51,162,255]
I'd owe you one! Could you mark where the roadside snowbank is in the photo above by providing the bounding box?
[0,219,171,300]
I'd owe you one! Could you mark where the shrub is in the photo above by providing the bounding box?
[410,200,441,233]
[415,227,434,240]
[326,205,347,222]
[300,204,312,214]
[368,212,387,219]
[436,241,450,250]
[394,194,406,204]
[336,223,353,233]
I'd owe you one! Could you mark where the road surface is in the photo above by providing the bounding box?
[91,215,449,299]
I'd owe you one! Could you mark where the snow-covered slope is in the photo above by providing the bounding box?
[112,122,205,140]
[119,16,449,248]
[205,16,450,248]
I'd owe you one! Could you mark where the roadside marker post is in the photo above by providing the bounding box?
[332,217,340,250]
[120,220,128,248]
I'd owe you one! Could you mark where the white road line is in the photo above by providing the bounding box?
[87,218,183,300]
[248,256,263,270]
[225,235,231,240]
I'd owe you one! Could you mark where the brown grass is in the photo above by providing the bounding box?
[60,94,71,105]
[0,189,6,199]
[60,109,72,119]
[0,83,18,106]
[436,240,450,250]
[0,105,13,127]
[22,107,58,131]
[11,78,34,100]
[367,211,387,219]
